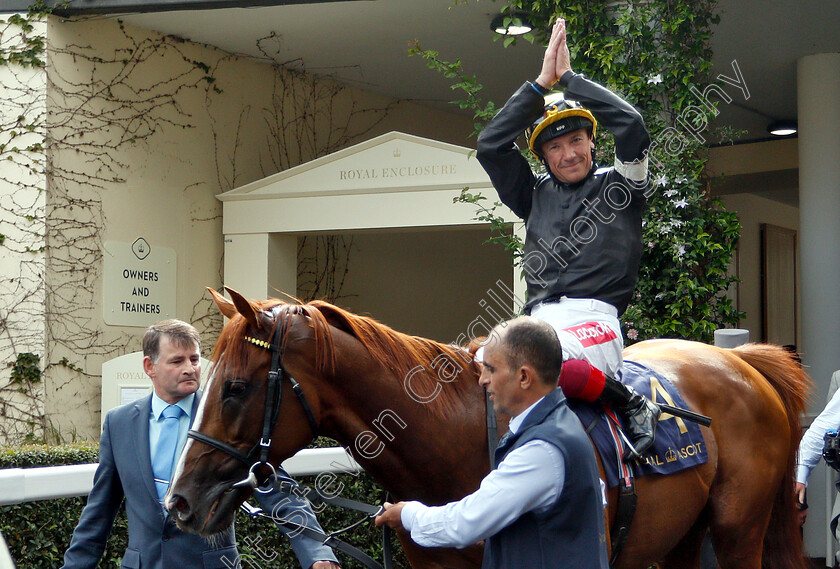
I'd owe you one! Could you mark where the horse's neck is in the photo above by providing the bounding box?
[321,365,490,503]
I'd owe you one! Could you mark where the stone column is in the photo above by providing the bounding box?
[223,233,297,300]
[797,52,840,560]
[798,53,840,400]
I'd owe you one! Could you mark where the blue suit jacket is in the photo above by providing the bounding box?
[61,392,337,569]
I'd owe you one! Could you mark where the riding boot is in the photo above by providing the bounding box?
[598,376,661,461]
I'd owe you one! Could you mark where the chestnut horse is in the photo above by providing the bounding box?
[169,289,810,569]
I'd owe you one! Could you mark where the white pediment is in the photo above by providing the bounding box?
[218,131,491,201]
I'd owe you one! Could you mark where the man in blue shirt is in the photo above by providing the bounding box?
[62,319,339,569]
[375,316,608,569]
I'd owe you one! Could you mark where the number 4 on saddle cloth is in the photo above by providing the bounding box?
[568,361,709,488]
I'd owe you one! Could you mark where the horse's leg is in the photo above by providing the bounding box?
[705,395,791,566]
[706,495,770,569]
[657,515,709,569]
[708,517,767,568]
[705,413,788,568]
[612,465,714,569]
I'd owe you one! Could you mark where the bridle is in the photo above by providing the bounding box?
[185,306,394,569]
[186,305,320,491]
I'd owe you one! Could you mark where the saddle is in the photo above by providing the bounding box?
[570,360,709,487]
[569,360,709,565]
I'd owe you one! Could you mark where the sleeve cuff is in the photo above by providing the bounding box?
[400,501,425,531]
[796,464,811,486]
[614,156,649,183]
[558,70,577,87]
[528,80,550,97]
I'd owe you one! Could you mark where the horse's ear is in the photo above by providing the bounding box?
[224,286,263,330]
[207,287,238,320]
[466,336,486,357]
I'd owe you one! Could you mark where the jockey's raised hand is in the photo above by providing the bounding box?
[536,18,572,90]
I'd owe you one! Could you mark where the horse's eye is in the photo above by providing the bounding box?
[224,380,248,398]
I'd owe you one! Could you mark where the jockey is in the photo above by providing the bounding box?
[476,18,660,460]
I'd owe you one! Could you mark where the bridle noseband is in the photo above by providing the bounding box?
[186,306,320,490]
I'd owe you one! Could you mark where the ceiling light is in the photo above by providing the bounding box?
[767,120,797,137]
[490,10,534,36]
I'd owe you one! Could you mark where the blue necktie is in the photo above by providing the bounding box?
[152,404,183,502]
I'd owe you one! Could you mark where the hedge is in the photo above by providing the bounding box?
[0,441,408,568]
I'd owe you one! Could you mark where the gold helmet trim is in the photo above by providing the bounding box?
[527,107,598,159]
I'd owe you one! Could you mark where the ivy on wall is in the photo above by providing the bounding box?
[0,8,398,445]
[412,0,742,343]
[8,352,40,386]
[0,7,49,444]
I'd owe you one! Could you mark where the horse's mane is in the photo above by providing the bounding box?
[212,298,480,411]
[304,300,472,371]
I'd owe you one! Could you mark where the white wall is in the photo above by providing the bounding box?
[0,14,48,443]
[300,227,515,343]
[719,193,800,346]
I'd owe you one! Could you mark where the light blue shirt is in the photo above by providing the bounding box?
[400,396,566,548]
[149,392,195,466]
[797,380,840,485]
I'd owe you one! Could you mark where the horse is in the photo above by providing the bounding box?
[169,288,811,569]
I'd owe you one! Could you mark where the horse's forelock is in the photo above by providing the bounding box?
[211,300,338,380]
[211,299,285,377]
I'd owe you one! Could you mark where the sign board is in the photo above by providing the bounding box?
[101,351,210,428]
[219,132,487,201]
[103,239,176,327]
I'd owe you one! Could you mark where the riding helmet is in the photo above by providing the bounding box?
[526,92,597,159]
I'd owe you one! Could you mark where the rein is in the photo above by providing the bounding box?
[186,306,393,569]
[239,473,393,569]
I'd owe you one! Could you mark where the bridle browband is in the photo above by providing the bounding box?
[186,305,320,490]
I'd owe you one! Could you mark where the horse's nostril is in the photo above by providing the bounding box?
[170,494,193,520]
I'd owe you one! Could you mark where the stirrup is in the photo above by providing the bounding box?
[619,395,660,461]
[622,434,653,462]
[617,432,644,462]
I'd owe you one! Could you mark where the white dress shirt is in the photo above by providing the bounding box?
[797,372,840,485]
[400,396,566,548]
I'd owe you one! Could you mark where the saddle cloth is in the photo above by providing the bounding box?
[569,360,708,488]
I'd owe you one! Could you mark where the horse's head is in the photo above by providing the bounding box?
[168,287,328,536]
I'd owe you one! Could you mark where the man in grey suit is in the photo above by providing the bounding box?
[62,319,339,569]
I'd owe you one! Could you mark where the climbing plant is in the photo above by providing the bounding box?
[0,9,395,445]
[411,0,742,343]
[0,5,49,444]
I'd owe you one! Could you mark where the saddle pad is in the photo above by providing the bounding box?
[569,360,708,488]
